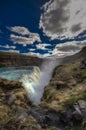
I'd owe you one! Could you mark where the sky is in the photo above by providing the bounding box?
[0,0,86,58]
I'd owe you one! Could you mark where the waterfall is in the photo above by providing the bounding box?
[0,58,61,104]
[20,67,41,103]
[20,58,59,103]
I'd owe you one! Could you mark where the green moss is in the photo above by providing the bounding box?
[17,125,22,130]
[5,115,17,124]
[75,69,86,82]
[62,91,86,110]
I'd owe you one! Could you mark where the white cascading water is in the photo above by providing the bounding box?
[0,58,61,103]
[20,58,59,103]
[20,67,41,103]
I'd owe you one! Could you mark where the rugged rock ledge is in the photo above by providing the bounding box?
[0,51,42,67]
[0,78,22,90]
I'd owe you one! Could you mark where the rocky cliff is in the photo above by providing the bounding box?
[0,51,42,67]
[62,47,86,64]
[41,47,86,129]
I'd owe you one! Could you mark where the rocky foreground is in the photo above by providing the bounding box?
[0,48,86,130]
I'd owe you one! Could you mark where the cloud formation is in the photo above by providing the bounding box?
[0,49,20,53]
[39,0,86,39]
[36,43,50,50]
[52,40,86,57]
[0,44,16,49]
[9,26,41,46]
[9,26,30,35]
[23,51,51,58]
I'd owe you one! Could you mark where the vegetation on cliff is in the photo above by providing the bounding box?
[0,48,86,130]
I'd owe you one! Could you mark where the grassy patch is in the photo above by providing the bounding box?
[62,90,86,110]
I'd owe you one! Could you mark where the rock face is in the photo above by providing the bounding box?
[0,78,22,90]
[0,51,42,67]
[41,48,86,129]
[0,47,86,130]
[42,56,86,104]
[62,47,86,64]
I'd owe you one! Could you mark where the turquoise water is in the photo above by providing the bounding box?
[0,66,41,103]
[0,59,58,103]
[0,66,34,81]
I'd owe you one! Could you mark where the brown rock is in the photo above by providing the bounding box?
[0,51,42,67]
[0,78,22,90]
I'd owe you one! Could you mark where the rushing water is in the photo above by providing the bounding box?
[0,58,60,103]
[0,66,34,81]
[0,66,42,103]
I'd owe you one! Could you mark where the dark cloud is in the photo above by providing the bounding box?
[57,45,80,52]
[40,0,86,39]
[76,10,81,15]
[53,40,86,57]
[41,0,69,34]
[71,23,81,33]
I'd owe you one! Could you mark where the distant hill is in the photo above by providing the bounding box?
[0,47,86,67]
[62,47,86,64]
[0,51,42,67]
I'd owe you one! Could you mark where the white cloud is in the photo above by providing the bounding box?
[9,26,30,35]
[22,52,40,57]
[36,43,50,50]
[20,40,86,58]
[7,50,20,53]
[29,48,36,51]
[39,0,86,40]
[0,49,20,53]
[52,40,86,57]
[0,44,16,49]
[9,26,41,45]
[10,34,41,46]
[23,51,51,58]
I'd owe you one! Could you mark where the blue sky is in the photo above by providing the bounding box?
[0,0,86,57]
